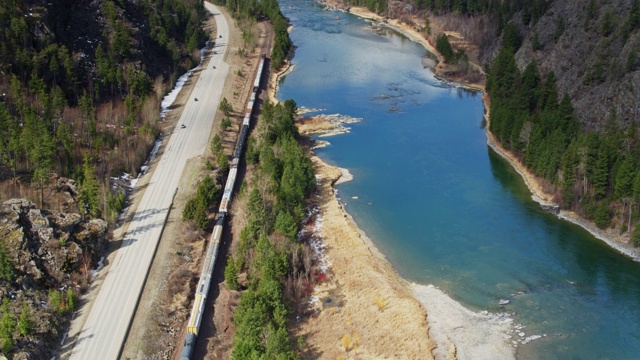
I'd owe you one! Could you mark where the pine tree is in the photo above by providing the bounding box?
[220,97,234,116]
[0,300,15,354]
[592,146,609,199]
[274,210,298,240]
[210,134,223,154]
[225,257,239,290]
[0,243,13,282]
[17,304,33,336]
[79,154,100,216]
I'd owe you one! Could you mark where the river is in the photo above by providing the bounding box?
[275,0,640,358]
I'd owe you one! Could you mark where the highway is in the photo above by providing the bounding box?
[68,3,229,359]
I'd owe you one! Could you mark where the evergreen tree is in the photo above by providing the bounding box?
[592,145,610,200]
[274,210,298,240]
[435,34,454,63]
[78,154,100,217]
[615,157,635,199]
[225,257,239,290]
[210,134,223,154]
[17,304,33,336]
[0,243,13,282]
[220,97,233,116]
[0,300,15,354]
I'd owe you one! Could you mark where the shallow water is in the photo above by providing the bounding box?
[276,1,640,358]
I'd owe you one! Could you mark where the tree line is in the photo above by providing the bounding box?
[226,99,316,359]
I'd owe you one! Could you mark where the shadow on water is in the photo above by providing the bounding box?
[487,143,640,358]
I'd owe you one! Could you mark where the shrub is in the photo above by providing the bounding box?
[340,334,351,351]
[374,295,386,311]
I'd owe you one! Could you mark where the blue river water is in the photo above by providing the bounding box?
[276,1,640,358]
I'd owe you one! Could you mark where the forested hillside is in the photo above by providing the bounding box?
[0,0,207,357]
[338,0,640,245]
[0,0,207,217]
[486,0,640,244]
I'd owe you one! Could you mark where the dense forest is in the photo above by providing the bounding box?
[214,0,292,68]
[344,0,548,26]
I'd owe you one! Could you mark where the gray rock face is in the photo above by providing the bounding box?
[0,198,108,286]
[483,0,640,131]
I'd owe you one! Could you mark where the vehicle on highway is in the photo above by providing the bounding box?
[181,124,186,129]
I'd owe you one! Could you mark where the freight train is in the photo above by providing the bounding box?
[180,54,266,360]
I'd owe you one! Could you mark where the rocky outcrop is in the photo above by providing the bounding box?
[1,199,107,287]
[0,199,108,359]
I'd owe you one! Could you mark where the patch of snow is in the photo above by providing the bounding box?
[91,256,105,278]
[160,69,193,118]
[160,41,209,119]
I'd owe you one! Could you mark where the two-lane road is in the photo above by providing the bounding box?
[68,3,229,359]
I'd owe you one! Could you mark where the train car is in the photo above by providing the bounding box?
[180,214,225,360]
[180,333,196,360]
[252,56,265,92]
[218,168,238,213]
[234,128,249,159]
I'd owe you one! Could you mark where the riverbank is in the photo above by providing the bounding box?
[296,156,438,359]
[293,123,517,359]
[484,98,640,261]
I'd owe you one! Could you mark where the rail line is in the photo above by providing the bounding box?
[179,54,266,360]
